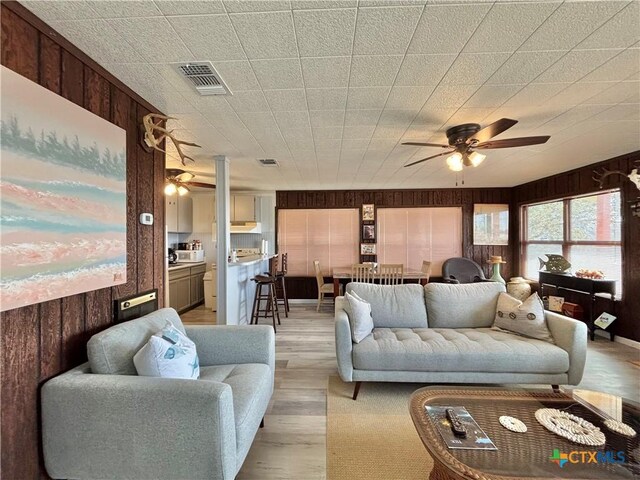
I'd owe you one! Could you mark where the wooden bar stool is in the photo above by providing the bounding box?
[275,253,289,317]
[250,274,280,333]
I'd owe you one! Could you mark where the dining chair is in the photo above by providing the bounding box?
[377,264,404,285]
[314,260,335,312]
[351,263,375,283]
[421,261,432,283]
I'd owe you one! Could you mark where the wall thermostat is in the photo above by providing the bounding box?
[139,213,154,225]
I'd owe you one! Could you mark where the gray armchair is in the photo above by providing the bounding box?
[442,257,490,284]
[41,308,275,480]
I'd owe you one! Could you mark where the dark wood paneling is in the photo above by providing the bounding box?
[0,4,166,478]
[277,187,513,298]
[513,151,640,342]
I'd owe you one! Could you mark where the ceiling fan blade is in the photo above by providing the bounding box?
[404,150,455,168]
[185,181,216,189]
[401,142,450,148]
[475,136,551,149]
[175,172,195,182]
[469,118,518,144]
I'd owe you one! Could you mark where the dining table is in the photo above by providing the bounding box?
[331,267,429,298]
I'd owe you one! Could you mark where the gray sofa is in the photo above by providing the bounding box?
[42,308,275,480]
[335,282,587,400]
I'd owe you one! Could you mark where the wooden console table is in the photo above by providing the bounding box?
[538,271,616,341]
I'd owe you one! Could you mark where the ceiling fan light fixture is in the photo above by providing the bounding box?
[177,185,190,196]
[446,152,463,172]
[164,182,177,196]
[469,151,486,167]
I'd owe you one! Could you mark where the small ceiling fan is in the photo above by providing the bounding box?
[165,168,215,196]
[402,118,550,171]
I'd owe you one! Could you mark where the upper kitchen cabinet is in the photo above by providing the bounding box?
[232,195,257,222]
[166,196,193,233]
[192,193,216,232]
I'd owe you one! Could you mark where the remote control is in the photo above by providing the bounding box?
[445,408,468,438]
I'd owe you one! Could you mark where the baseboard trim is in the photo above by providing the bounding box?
[594,330,640,349]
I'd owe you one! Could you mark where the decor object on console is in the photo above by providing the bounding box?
[0,66,126,312]
[575,268,605,279]
[488,255,506,284]
[538,254,571,273]
[535,408,606,446]
[506,277,532,301]
[142,113,201,165]
[41,308,275,480]
[402,118,550,170]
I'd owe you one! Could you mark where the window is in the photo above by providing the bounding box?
[521,190,622,293]
[277,208,359,276]
[377,207,462,276]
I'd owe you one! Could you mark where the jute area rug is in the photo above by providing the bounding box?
[326,376,434,480]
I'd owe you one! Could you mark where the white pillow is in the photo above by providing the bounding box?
[492,292,555,344]
[134,322,200,379]
[345,291,374,343]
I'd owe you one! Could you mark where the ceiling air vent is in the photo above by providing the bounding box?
[173,62,231,96]
[257,158,279,167]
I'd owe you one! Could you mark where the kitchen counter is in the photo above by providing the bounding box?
[168,261,206,272]
[228,254,276,267]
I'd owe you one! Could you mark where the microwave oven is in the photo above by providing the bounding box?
[175,250,205,263]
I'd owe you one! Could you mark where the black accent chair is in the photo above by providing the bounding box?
[441,257,491,284]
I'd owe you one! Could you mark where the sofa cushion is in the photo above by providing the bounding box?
[344,292,374,343]
[88,308,186,375]
[352,327,569,374]
[346,283,428,328]
[424,282,505,328]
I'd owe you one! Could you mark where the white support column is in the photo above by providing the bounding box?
[215,155,230,325]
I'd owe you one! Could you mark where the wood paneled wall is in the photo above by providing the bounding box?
[1,3,166,478]
[276,188,513,298]
[512,151,640,342]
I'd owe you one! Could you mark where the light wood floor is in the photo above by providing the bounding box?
[180,303,640,479]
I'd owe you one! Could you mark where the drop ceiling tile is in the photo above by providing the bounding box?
[167,15,246,61]
[344,109,382,126]
[549,82,619,106]
[581,49,640,83]
[236,111,277,132]
[50,20,145,64]
[519,1,627,52]
[394,54,457,86]
[343,125,376,139]
[385,86,435,110]
[359,0,426,6]
[88,1,161,17]
[315,138,342,151]
[313,126,344,139]
[464,85,523,108]
[584,81,640,105]
[349,56,403,87]
[577,2,640,50]
[414,106,457,125]
[534,49,621,84]
[353,6,422,55]
[250,58,304,90]
[378,109,415,127]
[301,57,351,88]
[225,90,270,112]
[347,87,391,109]
[280,126,313,141]
[310,110,346,127]
[224,0,291,13]
[464,2,558,53]
[440,53,511,85]
[372,124,405,140]
[230,11,298,59]
[194,96,238,117]
[305,88,348,110]
[274,110,311,129]
[446,107,495,126]
[212,61,260,91]
[422,84,479,109]
[265,89,308,111]
[408,3,491,54]
[23,1,98,21]
[108,17,193,63]
[503,83,569,107]
[486,51,566,85]
[342,138,371,150]
[294,8,357,57]
[292,0,357,9]
[155,1,225,15]
[151,63,195,93]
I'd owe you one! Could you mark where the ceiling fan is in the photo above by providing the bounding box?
[165,168,215,196]
[402,118,550,171]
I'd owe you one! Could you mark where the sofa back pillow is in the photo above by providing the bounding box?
[493,292,555,343]
[87,308,186,375]
[346,283,428,328]
[424,282,505,328]
[134,322,200,379]
[344,291,375,343]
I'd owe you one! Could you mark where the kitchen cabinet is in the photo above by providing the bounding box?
[168,263,207,313]
[231,195,256,221]
[166,196,193,233]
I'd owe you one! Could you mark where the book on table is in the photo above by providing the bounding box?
[425,406,497,450]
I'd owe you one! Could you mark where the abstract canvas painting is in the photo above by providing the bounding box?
[0,66,127,312]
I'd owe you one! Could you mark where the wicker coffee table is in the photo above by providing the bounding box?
[410,387,639,480]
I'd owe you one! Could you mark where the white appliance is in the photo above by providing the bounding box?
[175,250,205,263]
[236,248,260,258]
[203,264,217,311]
[230,221,262,234]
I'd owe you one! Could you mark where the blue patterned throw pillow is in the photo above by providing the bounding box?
[133,322,200,379]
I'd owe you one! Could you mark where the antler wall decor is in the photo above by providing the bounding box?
[592,162,640,191]
[142,113,201,165]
